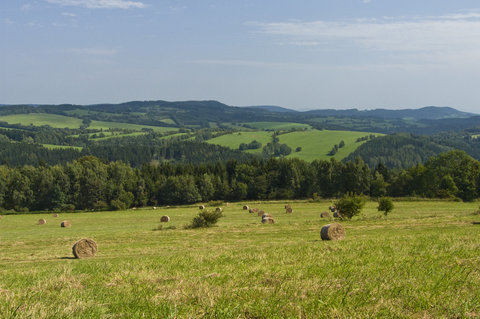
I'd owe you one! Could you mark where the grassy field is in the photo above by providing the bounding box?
[0,113,178,132]
[279,129,383,161]
[206,129,381,160]
[1,200,479,318]
[0,113,83,129]
[41,144,83,151]
[244,122,311,130]
[206,131,273,154]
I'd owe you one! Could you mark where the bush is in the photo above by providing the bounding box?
[377,197,394,216]
[186,209,223,229]
[334,193,366,219]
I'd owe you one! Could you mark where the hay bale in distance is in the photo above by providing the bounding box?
[52,213,59,218]
[257,210,265,216]
[72,238,98,259]
[0,215,3,220]
[160,215,170,222]
[320,223,345,241]
[286,207,293,214]
[243,205,249,210]
[320,212,330,218]
[285,204,291,210]
[38,219,47,225]
[152,206,157,210]
[60,220,71,228]
[262,217,275,224]
[216,207,223,212]
[199,205,205,210]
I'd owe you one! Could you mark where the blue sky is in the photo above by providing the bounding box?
[2,0,480,112]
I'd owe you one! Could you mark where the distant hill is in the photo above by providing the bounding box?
[304,106,476,120]
[246,105,298,113]
[0,100,479,134]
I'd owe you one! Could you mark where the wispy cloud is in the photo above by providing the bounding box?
[46,0,146,9]
[61,12,76,17]
[66,47,118,56]
[249,11,480,66]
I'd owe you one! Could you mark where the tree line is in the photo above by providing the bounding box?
[0,150,478,213]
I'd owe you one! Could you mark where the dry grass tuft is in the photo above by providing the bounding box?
[320,212,330,218]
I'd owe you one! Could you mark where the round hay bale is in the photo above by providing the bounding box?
[0,215,3,220]
[257,210,265,216]
[320,223,345,241]
[243,205,249,210]
[216,207,223,212]
[152,206,157,210]
[329,205,335,212]
[52,213,59,218]
[286,207,293,214]
[226,202,230,207]
[199,205,205,210]
[253,208,259,213]
[160,215,170,222]
[60,220,71,228]
[72,238,98,259]
[132,207,137,210]
[285,204,291,209]
[38,219,46,225]
[262,217,275,224]
[320,212,330,218]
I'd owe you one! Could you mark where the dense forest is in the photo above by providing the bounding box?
[0,150,478,213]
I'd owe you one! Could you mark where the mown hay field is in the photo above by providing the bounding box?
[0,200,479,318]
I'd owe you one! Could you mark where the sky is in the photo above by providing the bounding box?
[2,0,480,112]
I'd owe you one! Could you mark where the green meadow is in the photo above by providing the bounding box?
[41,144,83,151]
[0,113,83,129]
[0,113,177,132]
[279,129,383,161]
[206,129,381,160]
[244,121,312,130]
[1,200,479,318]
[206,131,273,153]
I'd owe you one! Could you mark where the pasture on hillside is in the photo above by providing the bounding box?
[1,200,479,318]
[206,131,273,154]
[0,113,177,132]
[279,129,382,161]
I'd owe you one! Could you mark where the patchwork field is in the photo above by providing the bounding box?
[0,113,177,132]
[279,130,382,161]
[206,131,273,154]
[1,200,479,318]
[244,121,312,130]
[206,129,381,160]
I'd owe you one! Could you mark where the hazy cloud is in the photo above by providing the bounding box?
[66,47,118,56]
[250,12,480,66]
[61,12,76,17]
[46,0,146,9]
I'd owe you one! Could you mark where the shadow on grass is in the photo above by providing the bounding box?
[57,257,77,260]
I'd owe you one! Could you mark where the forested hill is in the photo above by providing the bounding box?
[344,130,480,169]
[0,100,478,134]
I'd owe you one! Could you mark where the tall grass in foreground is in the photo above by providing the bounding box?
[0,200,479,318]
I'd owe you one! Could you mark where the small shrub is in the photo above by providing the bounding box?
[334,193,366,219]
[377,197,394,216]
[186,209,223,229]
[208,200,224,207]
